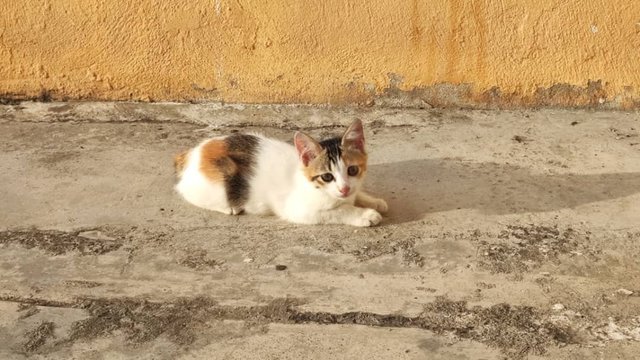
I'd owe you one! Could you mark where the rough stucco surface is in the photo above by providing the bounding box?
[0,1,639,107]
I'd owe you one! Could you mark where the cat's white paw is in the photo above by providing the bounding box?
[230,207,244,215]
[218,207,243,215]
[373,199,389,213]
[351,209,382,227]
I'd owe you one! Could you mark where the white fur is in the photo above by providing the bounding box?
[175,135,388,227]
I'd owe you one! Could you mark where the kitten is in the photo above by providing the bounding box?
[174,119,388,226]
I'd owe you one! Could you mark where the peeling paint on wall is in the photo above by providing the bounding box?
[0,0,639,108]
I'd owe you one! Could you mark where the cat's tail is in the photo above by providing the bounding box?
[174,150,189,177]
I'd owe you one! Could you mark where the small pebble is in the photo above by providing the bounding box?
[552,303,565,311]
[616,288,634,296]
[243,258,253,263]
[275,265,287,271]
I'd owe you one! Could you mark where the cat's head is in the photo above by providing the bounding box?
[294,119,368,199]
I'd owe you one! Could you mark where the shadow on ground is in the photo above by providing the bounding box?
[367,159,640,223]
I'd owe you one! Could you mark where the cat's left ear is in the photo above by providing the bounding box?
[341,119,365,152]
[294,131,322,167]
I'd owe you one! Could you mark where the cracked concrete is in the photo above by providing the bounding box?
[1,102,640,359]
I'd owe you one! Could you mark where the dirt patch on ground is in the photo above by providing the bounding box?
[48,104,73,113]
[476,282,496,289]
[3,295,576,358]
[344,224,600,272]
[37,151,81,166]
[21,321,56,353]
[0,229,123,255]
[67,297,304,345]
[477,225,599,274]
[62,280,103,288]
[17,303,40,319]
[226,297,572,358]
[350,237,425,267]
[178,250,225,270]
[419,297,575,358]
[220,298,305,326]
[68,297,218,346]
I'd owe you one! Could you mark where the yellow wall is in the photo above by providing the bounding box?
[1,1,639,107]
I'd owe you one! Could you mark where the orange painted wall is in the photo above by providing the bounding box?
[0,1,638,107]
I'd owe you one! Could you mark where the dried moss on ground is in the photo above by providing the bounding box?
[475,225,600,274]
[3,295,575,358]
[21,321,55,353]
[0,229,122,255]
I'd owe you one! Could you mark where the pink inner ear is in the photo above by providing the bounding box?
[343,122,365,152]
[300,150,314,166]
[349,138,364,152]
[294,132,318,166]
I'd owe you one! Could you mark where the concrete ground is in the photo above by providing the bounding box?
[1,102,640,359]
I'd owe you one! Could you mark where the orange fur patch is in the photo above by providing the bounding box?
[303,151,331,183]
[200,139,233,182]
[342,149,368,178]
[174,150,189,176]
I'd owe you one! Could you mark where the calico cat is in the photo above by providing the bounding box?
[174,119,388,226]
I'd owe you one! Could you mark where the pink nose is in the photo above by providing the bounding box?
[339,186,351,196]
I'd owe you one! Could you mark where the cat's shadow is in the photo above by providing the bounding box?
[366,158,640,224]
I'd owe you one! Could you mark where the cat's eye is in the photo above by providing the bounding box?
[347,165,359,176]
[320,173,334,182]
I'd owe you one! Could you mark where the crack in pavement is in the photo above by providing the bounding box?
[1,294,578,358]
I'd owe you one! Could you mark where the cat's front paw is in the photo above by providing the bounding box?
[351,209,382,227]
[373,199,388,213]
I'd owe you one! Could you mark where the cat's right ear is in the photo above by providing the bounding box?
[294,132,321,167]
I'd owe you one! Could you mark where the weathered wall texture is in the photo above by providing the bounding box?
[0,1,639,107]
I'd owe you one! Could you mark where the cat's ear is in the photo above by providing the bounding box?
[294,131,321,167]
[341,119,365,152]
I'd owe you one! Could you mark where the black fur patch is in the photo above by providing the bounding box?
[319,137,342,167]
[223,134,259,209]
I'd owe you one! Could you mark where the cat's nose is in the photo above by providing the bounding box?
[339,186,351,196]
